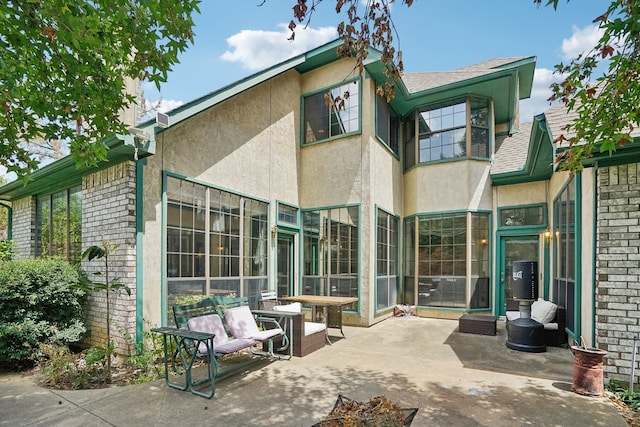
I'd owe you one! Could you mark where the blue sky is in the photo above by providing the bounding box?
[142,0,609,123]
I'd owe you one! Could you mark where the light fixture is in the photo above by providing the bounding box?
[271,225,277,239]
[544,229,552,241]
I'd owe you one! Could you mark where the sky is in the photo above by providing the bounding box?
[141,0,609,124]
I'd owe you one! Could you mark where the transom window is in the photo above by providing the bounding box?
[499,205,545,227]
[303,80,360,144]
[407,97,490,167]
[277,203,299,227]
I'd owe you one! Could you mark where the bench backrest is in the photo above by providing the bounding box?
[173,296,250,330]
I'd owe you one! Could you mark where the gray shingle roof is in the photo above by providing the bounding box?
[491,122,533,175]
[401,57,530,93]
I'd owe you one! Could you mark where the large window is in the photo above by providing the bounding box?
[553,180,575,332]
[302,206,359,310]
[36,186,82,263]
[303,80,360,144]
[407,97,490,167]
[405,212,490,309]
[376,209,398,311]
[376,94,400,155]
[166,176,268,312]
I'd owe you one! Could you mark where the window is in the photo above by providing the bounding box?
[405,212,490,308]
[376,209,398,310]
[499,205,545,227]
[36,186,82,263]
[407,97,490,167]
[303,80,360,144]
[166,176,268,314]
[376,95,400,155]
[277,203,299,227]
[302,206,359,311]
[553,180,575,332]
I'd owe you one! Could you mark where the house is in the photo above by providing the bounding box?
[1,39,638,382]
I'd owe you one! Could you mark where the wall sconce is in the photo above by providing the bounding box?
[271,225,277,239]
[544,229,552,241]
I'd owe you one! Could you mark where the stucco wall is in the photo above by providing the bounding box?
[141,69,305,327]
[81,162,137,354]
[403,160,493,215]
[596,163,640,381]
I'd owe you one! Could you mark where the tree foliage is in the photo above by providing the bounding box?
[540,0,640,172]
[290,0,413,101]
[0,0,201,179]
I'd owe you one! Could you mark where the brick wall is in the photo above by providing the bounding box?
[81,162,137,355]
[10,197,35,259]
[596,163,640,381]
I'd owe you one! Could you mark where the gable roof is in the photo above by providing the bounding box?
[391,56,536,132]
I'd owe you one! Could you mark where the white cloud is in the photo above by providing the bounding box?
[221,24,336,70]
[519,67,563,123]
[561,24,604,60]
[138,98,184,122]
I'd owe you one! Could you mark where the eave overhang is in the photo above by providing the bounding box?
[491,113,555,186]
[0,133,154,201]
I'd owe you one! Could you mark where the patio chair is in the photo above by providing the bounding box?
[259,290,279,311]
[224,305,291,359]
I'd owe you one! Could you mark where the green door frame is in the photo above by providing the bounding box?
[495,228,549,316]
[276,231,295,297]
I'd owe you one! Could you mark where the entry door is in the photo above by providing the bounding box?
[276,234,294,298]
[498,236,539,316]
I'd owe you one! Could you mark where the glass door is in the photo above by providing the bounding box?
[498,236,539,316]
[277,234,294,297]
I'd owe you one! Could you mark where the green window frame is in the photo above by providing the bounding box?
[301,205,359,311]
[165,176,268,312]
[406,96,490,168]
[376,208,399,311]
[302,79,360,145]
[376,94,400,156]
[404,211,490,309]
[499,204,546,228]
[35,185,82,264]
[553,179,575,333]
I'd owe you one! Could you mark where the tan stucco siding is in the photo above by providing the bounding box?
[494,181,546,208]
[403,161,493,215]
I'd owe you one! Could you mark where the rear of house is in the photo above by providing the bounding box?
[2,39,639,383]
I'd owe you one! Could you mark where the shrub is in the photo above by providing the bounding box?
[0,258,86,367]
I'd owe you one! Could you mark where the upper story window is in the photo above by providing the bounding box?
[303,79,360,145]
[376,95,400,155]
[406,96,490,168]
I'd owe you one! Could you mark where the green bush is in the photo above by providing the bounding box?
[0,258,86,367]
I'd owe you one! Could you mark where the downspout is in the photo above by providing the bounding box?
[592,163,598,346]
[135,159,146,346]
[575,173,583,343]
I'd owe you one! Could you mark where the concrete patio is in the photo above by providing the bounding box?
[0,316,629,426]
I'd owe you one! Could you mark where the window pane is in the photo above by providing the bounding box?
[304,81,360,144]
